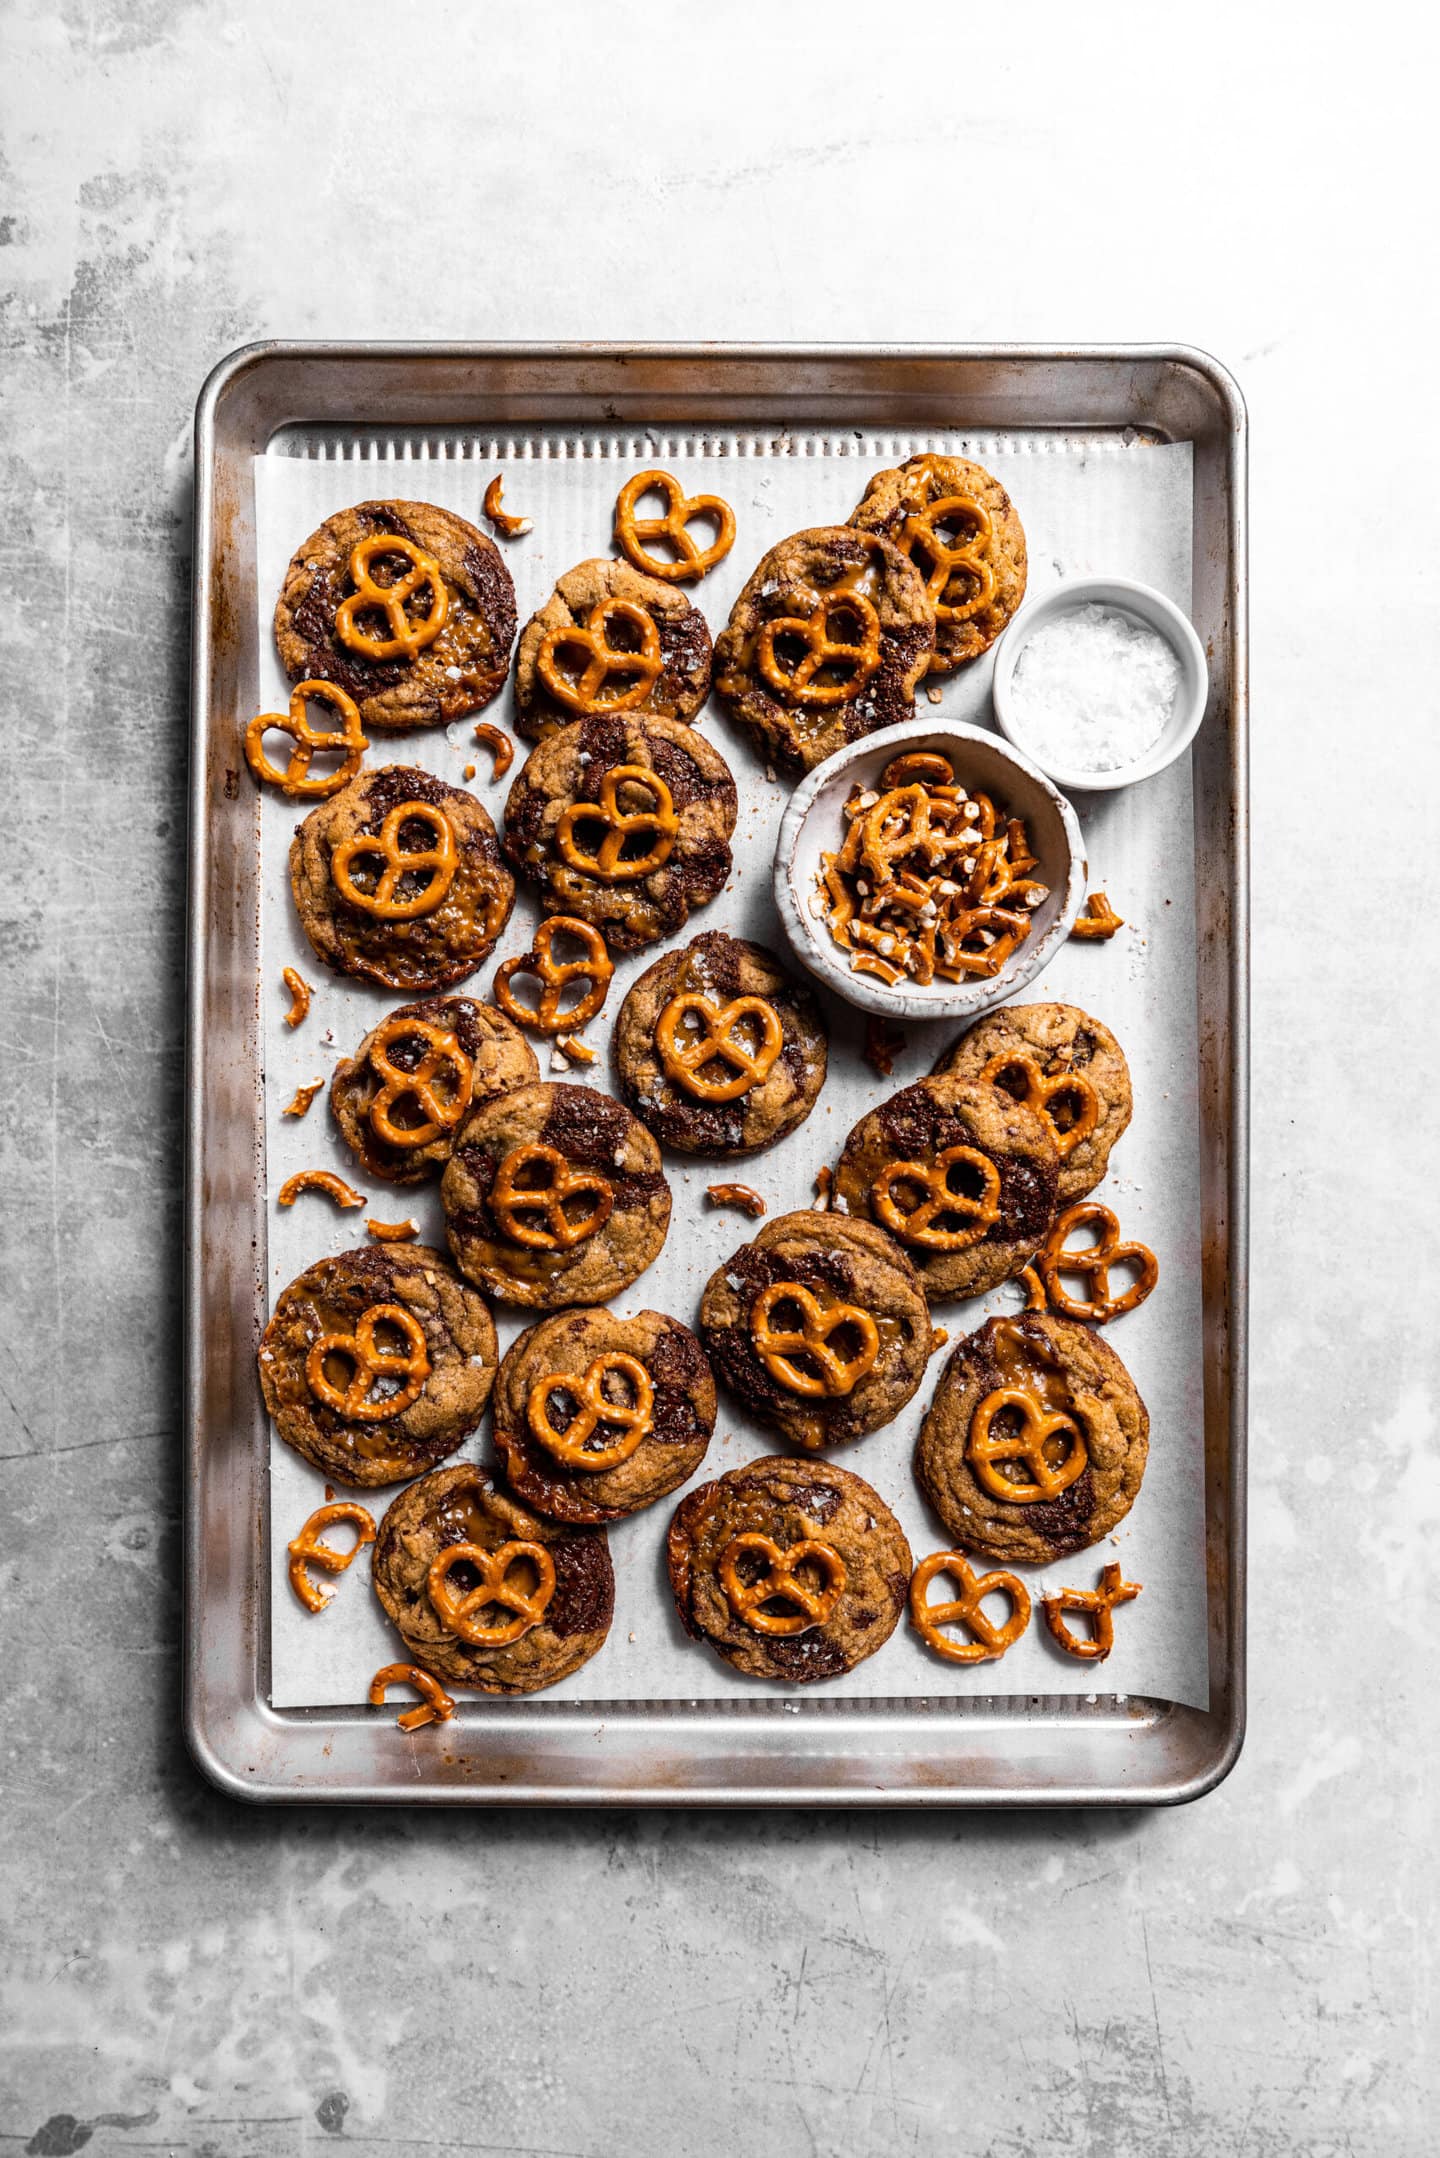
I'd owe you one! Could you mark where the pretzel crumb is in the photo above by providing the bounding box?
[282,1078,325,1118]
[1071,890,1124,940]
[366,1217,420,1242]
[482,474,533,538]
[463,762,477,781]
[706,1182,767,1218]
[281,967,312,1028]
[556,1034,596,1065]
[862,1014,907,1077]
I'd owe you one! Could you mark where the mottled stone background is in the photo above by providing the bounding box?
[2,4,1432,2153]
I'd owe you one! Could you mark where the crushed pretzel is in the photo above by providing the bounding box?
[1071,890,1124,940]
[483,474,533,539]
[813,1165,834,1212]
[463,762,477,781]
[863,1014,907,1077]
[282,1078,325,1118]
[366,1216,420,1242]
[555,1033,597,1065]
[706,1182,767,1217]
[472,721,515,778]
[281,967,312,1028]
[277,1169,367,1210]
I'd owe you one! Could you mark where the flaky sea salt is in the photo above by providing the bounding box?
[1008,603,1180,773]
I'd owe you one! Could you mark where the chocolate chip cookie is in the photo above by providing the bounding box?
[713,526,934,774]
[513,557,713,742]
[933,1001,1133,1205]
[666,1455,911,1683]
[329,995,538,1185]
[502,712,736,957]
[492,1306,716,1524]
[441,1080,671,1309]
[258,1245,497,1488]
[290,764,515,993]
[914,1312,1149,1563]
[849,455,1026,672]
[613,931,828,1159]
[274,499,517,731]
[832,1074,1060,1301]
[371,1463,614,1694]
[698,1210,939,1452]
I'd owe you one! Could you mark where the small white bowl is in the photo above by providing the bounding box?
[772,719,1086,1023]
[991,576,1208,793]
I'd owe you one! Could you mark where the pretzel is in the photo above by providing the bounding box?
[286,1501,376,1613]
[482,474,532,539]
[909,1551,1031,1665]
[281,967,312,1028]
[365,1015,474,1147]
[369,1662,455,1731]
[1016,1264,1048,1313]
[979,1052,1099,1160]
[537,599,663,716]
[755,591,881,707]
[871,1145,1001,1251]
[706,1182,766,1217]
[967,1386,1088,1504]
[427,1540,556,1646]
[897,493,995,624]
[472,721,514,777]
[366,1216,419,1241]
[493,916,613,1033]
[277,1168,366,1210]
[655,993,783,1102]
[491,1143,613,1249]
[718,1533,847,1636]
[751,1282,879,1399]
[282,1078,325,1119]
[1071,890,1124,940]
[1038,1203,1158,1323]
[334,533,448,660]
[936,905,1031,980]
[614,468,736,583]
[331,801,457,920]
[880,751,956,790]
[527,1352,654,1470]
[554,764,678,883]
[245,680,368,798]
[305,1301,431,1422]
[1042,1563,1141,1661]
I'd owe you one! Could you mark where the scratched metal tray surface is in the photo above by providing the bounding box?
[185,343,1248,1806]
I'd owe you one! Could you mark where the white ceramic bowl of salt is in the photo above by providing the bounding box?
[990,576,1208,793]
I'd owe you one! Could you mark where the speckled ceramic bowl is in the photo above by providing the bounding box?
[772,719,1086,1023]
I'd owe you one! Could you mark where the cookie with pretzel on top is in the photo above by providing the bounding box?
[915,1311,1148,1565]
[849,454,1026,672]
[613,930,827,1158]
[933,1001,1132,1206]
[502,713,737,957]
[330,995,537,1185]
[667,1454,912,1684]
[441,1080,671,1310]
[274,499,516,732]
[290,765,515,994]
[513,558,713,742]
[698,1209,941,1453]
[492,1306,716,1525]
[713,526,935,775]
[258,1245,497,1488]
[372,1463,614,1694]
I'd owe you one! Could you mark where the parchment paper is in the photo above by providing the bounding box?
[252,425,1207,1710]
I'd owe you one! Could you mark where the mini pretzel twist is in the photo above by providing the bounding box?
[756,591,882,707]
[967,1386,1088,1504]
[1042,1563,1142,1661]
[287,1501,376,1613]
[537,599,664,716]
[979,1051,1100,1160]
[527,1352,654,1471]
[367,1017,474,1148]
[304,1302,431,1423]
[655,993,783,1103]
[490,1143,614,1250]
[1038,1203,1158,1323]
[909,1551,1031,1665]
[493,917,614,1032]
[331,800,458,920]
[897,493,996,624]
[554,764,678,883]
[936,903,1030,979]
[750,1282,879,1399]
[614,469,736,583]
[871,1145,1001,1251]
[334,533,449,660]
[427,1540,556,1646]
[369,1662,456,1731]
[244,680,368,798]
[719,1533,847,1636]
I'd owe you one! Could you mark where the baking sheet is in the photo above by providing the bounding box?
[252,427,1207,1711]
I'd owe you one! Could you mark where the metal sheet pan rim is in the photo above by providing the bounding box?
[185,341,1248,1806]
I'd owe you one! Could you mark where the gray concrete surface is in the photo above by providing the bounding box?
[2,4,1433,2152]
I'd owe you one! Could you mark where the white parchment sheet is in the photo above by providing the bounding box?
[253,427,1207,1711]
